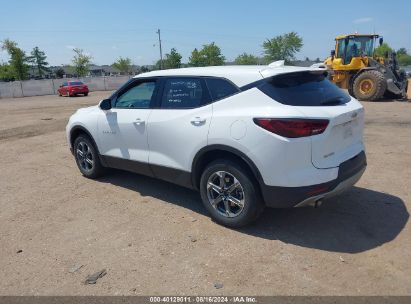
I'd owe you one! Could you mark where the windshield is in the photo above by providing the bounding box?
[337,36,374,64]
[258,72,351,107]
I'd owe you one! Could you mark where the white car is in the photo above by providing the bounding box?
[66,62,367,227]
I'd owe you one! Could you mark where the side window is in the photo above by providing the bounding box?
[206,78,239,101]
[62,82,68,87]
[161,78,206,109]
[115,81,156,108]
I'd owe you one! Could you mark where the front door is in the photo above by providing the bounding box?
[97,79,158,175]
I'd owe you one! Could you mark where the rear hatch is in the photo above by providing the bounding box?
[258,70,365,169]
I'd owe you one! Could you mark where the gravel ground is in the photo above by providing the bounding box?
[0,86,410,296]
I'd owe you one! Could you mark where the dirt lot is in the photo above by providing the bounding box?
[0,86,410,296]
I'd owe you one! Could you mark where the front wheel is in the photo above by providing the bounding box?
[199,160,264,228]
[73,135,105,179]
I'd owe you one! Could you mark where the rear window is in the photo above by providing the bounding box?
[206,78,239,101]
[69,81,83,86]
[259,72,351,106]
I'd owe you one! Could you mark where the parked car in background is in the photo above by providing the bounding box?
[66,63,366,227]
[58,81,89,97]
[406,71,411,78]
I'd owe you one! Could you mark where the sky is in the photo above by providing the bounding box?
[1,0,411,66]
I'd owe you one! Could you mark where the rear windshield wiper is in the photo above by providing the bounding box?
[320,97,345,105]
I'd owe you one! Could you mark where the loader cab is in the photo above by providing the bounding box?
[335,35,378,65]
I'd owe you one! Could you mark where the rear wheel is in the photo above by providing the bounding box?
[73,135,105,179]
[353,70,386,101]
[199,160,264,228]
[84,93,88,96]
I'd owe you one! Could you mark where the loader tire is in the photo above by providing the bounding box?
[353,70,387,101]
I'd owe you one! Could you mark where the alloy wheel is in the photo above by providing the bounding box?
[206,171,245,218]
[76,141,94,171]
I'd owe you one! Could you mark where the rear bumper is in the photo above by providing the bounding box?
[69,88,89,94]
[261,151,367,208]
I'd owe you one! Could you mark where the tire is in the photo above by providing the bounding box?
[348,83,355,98]
[199,159,264,228]
[84,93,88,96]
[73,135,105,179]
[353,70,387,101]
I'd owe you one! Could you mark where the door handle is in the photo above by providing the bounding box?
[190,117,206,126]
[134,118,145,126]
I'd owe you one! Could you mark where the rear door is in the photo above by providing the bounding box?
[147,77,213,185]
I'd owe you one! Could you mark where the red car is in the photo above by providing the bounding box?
[58,81,89,97]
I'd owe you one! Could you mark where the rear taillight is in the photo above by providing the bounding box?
[253,118,329,138]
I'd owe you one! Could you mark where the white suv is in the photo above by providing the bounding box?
[66,62,367,227]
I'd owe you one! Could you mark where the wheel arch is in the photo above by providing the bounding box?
[191,145,264,191]
[69,126,100,154]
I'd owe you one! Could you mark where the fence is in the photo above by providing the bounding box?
[0,76,132,98]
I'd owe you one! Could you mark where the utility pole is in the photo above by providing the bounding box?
[156,29,163,70]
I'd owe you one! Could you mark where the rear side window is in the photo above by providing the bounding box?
[259,72,351,106]
[206,78,239,101]
[161,78,208,109]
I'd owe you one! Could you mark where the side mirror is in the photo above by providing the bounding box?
[59,85,63,88]
[331,50,336,57]
[379,37,383,46]
[99,98,112,111]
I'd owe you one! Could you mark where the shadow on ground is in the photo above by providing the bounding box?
[100,170,409,254]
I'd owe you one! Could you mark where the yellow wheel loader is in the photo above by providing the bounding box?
[325,34,408,101]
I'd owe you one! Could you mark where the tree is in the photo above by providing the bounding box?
[201,42,225,66]
[164,48,182,69]
[234,53,259,65]
[28,46,49,77]
[112,57,132,74]
[156,48,183,70]
[374,43,393,57]
[71,48,92,77]
[398,53,411,66]
[55,68,65,78]
[189,43,225,67]
[397,48,407,56]
[0,63,14,81]
[394,48,411,66]
[1,39,30,80]
[262,32,303,64]
[140,66,150,73]
[189,48,204,67]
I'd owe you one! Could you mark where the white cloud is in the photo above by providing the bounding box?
[353,17,373,24]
